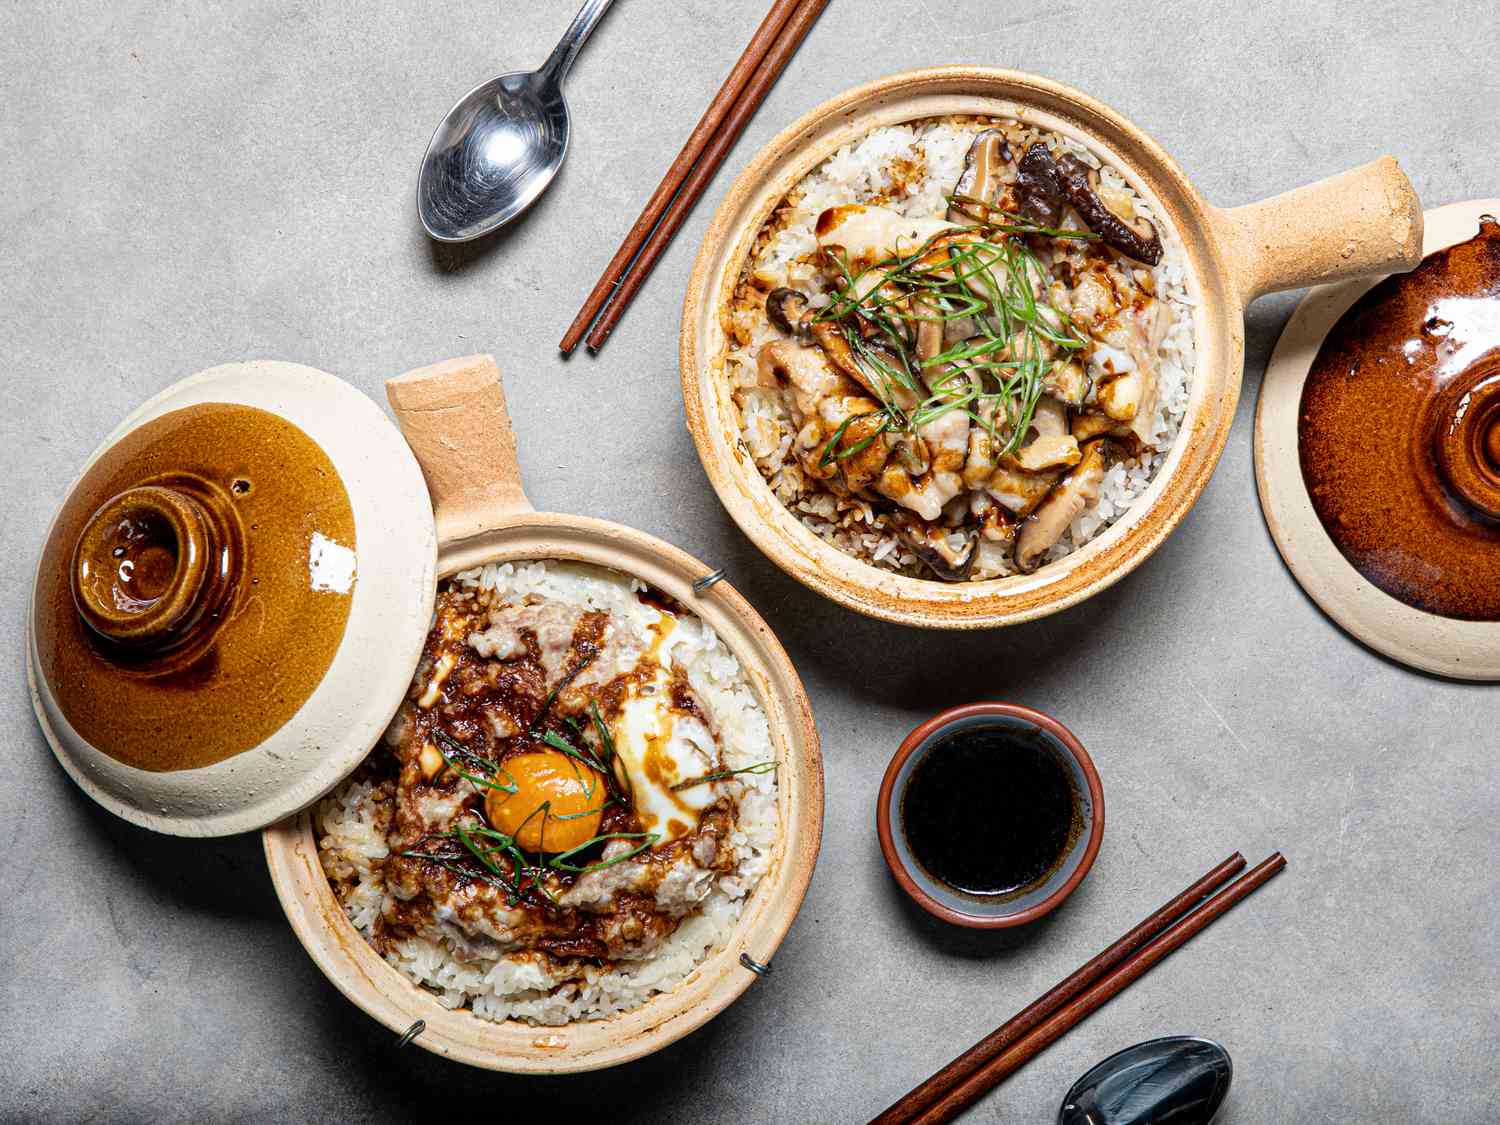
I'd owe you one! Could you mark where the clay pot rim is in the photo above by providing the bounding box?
[679,65,1422,630]
[876,701,1104,929]
[262,357,824,1074]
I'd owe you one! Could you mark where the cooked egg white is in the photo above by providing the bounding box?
[609,619,719,844]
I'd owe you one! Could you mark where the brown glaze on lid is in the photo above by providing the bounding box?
[33,403,356,771]
[1300,217,1500,621]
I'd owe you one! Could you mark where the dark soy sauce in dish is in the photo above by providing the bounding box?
[901,723,1080,898]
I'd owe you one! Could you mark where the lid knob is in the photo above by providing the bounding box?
[1433,359,1500,520]
[70,484,234,652]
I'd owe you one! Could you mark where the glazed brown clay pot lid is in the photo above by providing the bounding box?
[1256,200,1500,680]
[876,702,1104,928]
[27,360,437,835]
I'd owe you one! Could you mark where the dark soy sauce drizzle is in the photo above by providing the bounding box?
[901,723,1079,898]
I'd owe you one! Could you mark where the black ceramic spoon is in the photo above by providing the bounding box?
[1058,1036,1232,1125]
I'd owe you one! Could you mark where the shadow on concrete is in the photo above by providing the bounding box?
[282,935,759,1122]
[876,850,1069,961]
[56,751,280,924]
[422,217,525,275]
[710,497,1137,716]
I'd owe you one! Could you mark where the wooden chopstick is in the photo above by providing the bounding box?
[869,852,1247,1125]
[557,0,803,355]
[902,852,1288,1125]
[577,0,830,353]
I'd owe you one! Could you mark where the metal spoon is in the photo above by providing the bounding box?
[417,0,614,242]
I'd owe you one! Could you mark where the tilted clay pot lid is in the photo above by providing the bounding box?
[27,360,436,834]
[1256,201,1500,679]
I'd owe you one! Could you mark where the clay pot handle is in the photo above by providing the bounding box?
[1214,155,1423,304]
[386,354,533,547]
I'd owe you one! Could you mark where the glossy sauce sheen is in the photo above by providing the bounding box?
[34,403,356,771]
[1300,218,1500,620]
[901,725,1079,897]
[378,583,731,963]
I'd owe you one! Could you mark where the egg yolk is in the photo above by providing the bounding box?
[484,749,603,854]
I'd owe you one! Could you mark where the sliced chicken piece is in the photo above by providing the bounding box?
[1009,431,1081,473]
[804,319,931,477]
[876,456,964,522]
[1068,266,1120,330]
[913,293,945,365]
[758,340,888,492]
[1071,411,1129,444]
[1091,297,1166,443]
[821,205,1044,362]
[1094,298,1166,382]
[759,337,848,418]
[815,204,955,268]
[962,397,1003,490]
[1044,359,1089,407]
[970,492,1018,544]
[1014,441,1107,573]
[1097,367,1151,422]
[910,397,969,515]
[758,340,949,522]
[831,415,904,494]
[1003,397,1081,473]
[965,395,1079,477]
[817,204,1006,328]
[979,462,1065,517]
[814,205,948,349]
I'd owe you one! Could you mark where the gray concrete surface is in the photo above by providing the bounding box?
[3,2,1496,1122]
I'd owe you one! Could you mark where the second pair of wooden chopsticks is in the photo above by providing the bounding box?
[871,850,1287,1125]
[558,0,829,355]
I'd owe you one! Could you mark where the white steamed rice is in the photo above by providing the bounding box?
[722,118,1198,577]
[316,560,780,1025]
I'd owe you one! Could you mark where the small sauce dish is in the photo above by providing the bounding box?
[877,702,1104,928]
